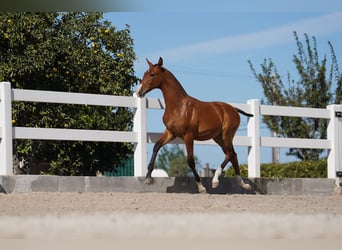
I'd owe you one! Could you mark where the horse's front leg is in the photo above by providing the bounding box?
[145,130,175,184]
[184,136,206,193]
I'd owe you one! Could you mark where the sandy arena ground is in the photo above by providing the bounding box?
[1,192,342,248]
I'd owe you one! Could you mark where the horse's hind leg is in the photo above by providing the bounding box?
[212,137,251,190]
[230,149,251,190]
[145,129,175,184]
[212,153,229,188]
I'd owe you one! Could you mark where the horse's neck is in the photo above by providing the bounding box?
[161,71,188,109]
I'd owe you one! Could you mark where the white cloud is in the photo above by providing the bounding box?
[138,12,342,67]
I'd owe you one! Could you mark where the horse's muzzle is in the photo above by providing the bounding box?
[134,84,145,98]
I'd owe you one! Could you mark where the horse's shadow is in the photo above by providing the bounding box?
[166,177,258,194]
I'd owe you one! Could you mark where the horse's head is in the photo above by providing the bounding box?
[134,57,164,98]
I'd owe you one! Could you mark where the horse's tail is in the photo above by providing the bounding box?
[235,107,254,117]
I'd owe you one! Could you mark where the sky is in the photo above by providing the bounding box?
[104,1,342,169]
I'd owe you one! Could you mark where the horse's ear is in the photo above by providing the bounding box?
[146,58,153,69]
[158,57,163,67]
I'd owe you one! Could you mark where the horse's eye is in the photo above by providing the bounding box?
[150,73,155,77]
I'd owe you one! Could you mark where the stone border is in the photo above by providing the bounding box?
[0,175,338,195]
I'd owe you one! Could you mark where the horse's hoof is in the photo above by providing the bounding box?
[211,181,219,189]
[144,177,153,185]
[243,183,252,191]
[196,182,207,194]
[198,186,207,194]
[236,175,252,191]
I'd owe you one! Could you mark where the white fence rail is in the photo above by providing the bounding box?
[1,82,341,184]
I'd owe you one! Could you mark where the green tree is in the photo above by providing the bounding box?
[168,157,191,177]
[155,144,183,172]
[0,12,138,175]
[249,31,342,161]
[155,144,201,177]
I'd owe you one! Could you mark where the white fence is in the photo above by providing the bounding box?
[1,82,341,184]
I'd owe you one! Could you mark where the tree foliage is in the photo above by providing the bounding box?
[155,144,201,177]
[0,12,138,175]
[249,31,342,161]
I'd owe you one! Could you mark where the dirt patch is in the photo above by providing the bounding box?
[0,192,342,242]
[1,192,342,215]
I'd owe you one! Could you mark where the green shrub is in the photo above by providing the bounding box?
[225,159,327,178]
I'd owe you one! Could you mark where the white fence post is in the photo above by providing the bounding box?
[0,82,13,175]
[133,97,147,177]
[327,104,342,185]
[247,99,260,177]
